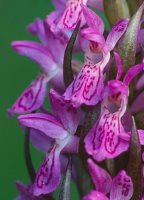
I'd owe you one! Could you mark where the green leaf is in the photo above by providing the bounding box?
[127,0,144,15]
[63,21,80,88]
[59,157,72,200]
[24,128,36,182]
[127,117,142,200]
[117,2,144,72]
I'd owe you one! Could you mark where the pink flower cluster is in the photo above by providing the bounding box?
[8,0,144,199]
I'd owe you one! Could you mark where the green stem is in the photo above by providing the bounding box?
[24,128,36,182]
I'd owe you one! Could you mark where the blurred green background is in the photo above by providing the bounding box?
[0,0,79,199]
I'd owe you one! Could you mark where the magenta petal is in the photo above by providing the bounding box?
[44,22,68,64]
[8,74,47,115]
[123,64,144,86]
[27,18,47,45]
[105,19,129,52]
[110,170,133,200]
[57,0,88,30]
[11,41,57,73]
[81,4,104,34]
[87,159,112,194]
[80,28,106,53]
[46,10,63,33]
[49,89,80,133]
[63,54,110,107]
[18,113,68,139]
[30,129,53,153]
[83,190,109,200]
[85,111,130,161]
[33,144,61,196]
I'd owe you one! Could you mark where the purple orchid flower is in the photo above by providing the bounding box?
[52,0,104,31]
[83,159,133,200]
[84,52,144,161]
[8,18,69,115]
[80,5,129,55]
[18,89,81,196]
[63,6,129,108]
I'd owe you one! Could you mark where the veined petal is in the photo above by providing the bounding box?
[87,159,112,194]
[8,74,47,115]
[81,4,104,34]
[33,144,61,196]
[49,89,80,134]
[85,110,130,161]
[110,170,133,200]
[83,190,109,200]
[11,41,57,73]
[63,54,110,107]
[105,19,129,52]
[18,113,68,139]
[57,0,88,30]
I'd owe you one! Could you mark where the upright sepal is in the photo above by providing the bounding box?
[105,19,129,52]
[87,159,112,194]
